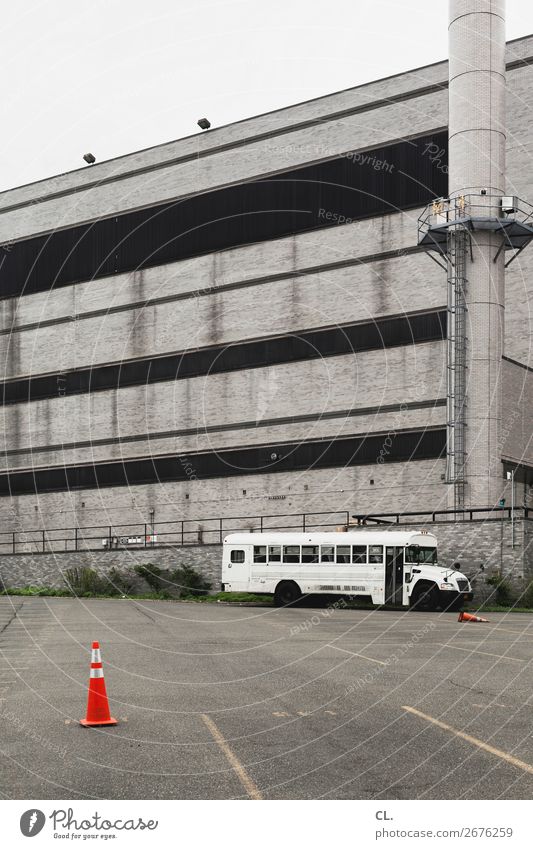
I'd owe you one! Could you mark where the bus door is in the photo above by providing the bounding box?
[385,547,404,605]
[225,545,251,588]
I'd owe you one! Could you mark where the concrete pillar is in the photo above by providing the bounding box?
[448,0,506,507]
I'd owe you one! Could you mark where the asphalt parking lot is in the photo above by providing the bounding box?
[1,596,533,800]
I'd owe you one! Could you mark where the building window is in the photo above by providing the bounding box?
[230,550,245,563]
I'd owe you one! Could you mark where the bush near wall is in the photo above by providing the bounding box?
[7,563,213,599]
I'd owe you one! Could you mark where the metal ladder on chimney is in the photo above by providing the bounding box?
[445,222,468,509]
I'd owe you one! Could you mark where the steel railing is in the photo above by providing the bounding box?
[0,509,351,555]
[0,505,529,555]
[351,506,531,525]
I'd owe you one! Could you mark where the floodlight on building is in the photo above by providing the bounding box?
[83,153,96,165]
[197,118,211,130]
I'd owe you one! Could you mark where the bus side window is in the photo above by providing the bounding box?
[302,545,319,563]
[352,545,367,564]
[230,550,245,563]
[336,545,351,563]
[321,545,334,563]
[253,546,267,563]
[283,545,300,563]
[369,545,384,563]
[268,545,281,562]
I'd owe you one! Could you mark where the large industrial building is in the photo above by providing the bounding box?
[0,12,532,550]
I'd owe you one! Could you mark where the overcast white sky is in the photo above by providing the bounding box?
[2,0,533,192]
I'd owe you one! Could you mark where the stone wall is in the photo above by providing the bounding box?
[0,545,223,594]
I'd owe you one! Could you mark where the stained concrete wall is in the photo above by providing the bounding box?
[0,342,446,469]
[0,459,447,550]
[0,39,532,538]
[0,251,444,379]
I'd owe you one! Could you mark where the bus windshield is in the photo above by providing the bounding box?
[405,546,437,564]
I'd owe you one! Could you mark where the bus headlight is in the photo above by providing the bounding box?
[439,583,454,590]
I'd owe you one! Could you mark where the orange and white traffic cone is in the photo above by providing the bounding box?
[80,641,118,727]
[458,611,489,623]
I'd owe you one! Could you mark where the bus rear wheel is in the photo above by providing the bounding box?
[274,581,301,607]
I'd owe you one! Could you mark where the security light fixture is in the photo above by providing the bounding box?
[197,118,211,130]
[83,153,96,165]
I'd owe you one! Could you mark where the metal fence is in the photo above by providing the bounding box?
[352,506,531,524]
[0,510,351,555]
[0,505,529,556]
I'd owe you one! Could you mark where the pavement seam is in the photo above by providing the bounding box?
[0,602,23,636]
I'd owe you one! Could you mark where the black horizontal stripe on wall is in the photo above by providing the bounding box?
[1,310,446,406]
[0,132,448,299]
[0,428,446,496]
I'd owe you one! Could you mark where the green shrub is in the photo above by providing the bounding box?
[63,566,108,596]
[104,567,136,597]
[134,564,164,592]
[134,563,211,597]
[486,575,515,606]
[0,585,71,597]
[517,581,533,609]
[170,564,211,597]
[210,591,272,604]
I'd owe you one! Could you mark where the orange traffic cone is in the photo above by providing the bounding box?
[458,611,489,623]
[80,641,118,727]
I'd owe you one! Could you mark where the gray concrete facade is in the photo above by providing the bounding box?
[0,33,532,546]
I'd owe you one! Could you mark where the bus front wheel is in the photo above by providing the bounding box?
[409,582,439,612]
[274,581,301,607]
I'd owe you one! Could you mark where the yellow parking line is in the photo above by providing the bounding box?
[402,706,533,776]
[201,714,263,800]
[327,644,387,665]
[435,642,522,662]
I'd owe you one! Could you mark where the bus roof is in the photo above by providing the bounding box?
[223,531,437,546]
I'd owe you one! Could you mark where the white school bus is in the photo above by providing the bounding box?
[221,530,473,610]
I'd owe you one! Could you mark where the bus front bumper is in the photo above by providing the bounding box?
[439,589,474,607]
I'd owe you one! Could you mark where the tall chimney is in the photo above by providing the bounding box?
[448,0,506,507]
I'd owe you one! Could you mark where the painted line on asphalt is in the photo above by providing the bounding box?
[489,627,533,638]
[0,667,29,671]
[435,642,523,662]
[402,706,533,776]
[327,644,387,665]
[201,714,263,800]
